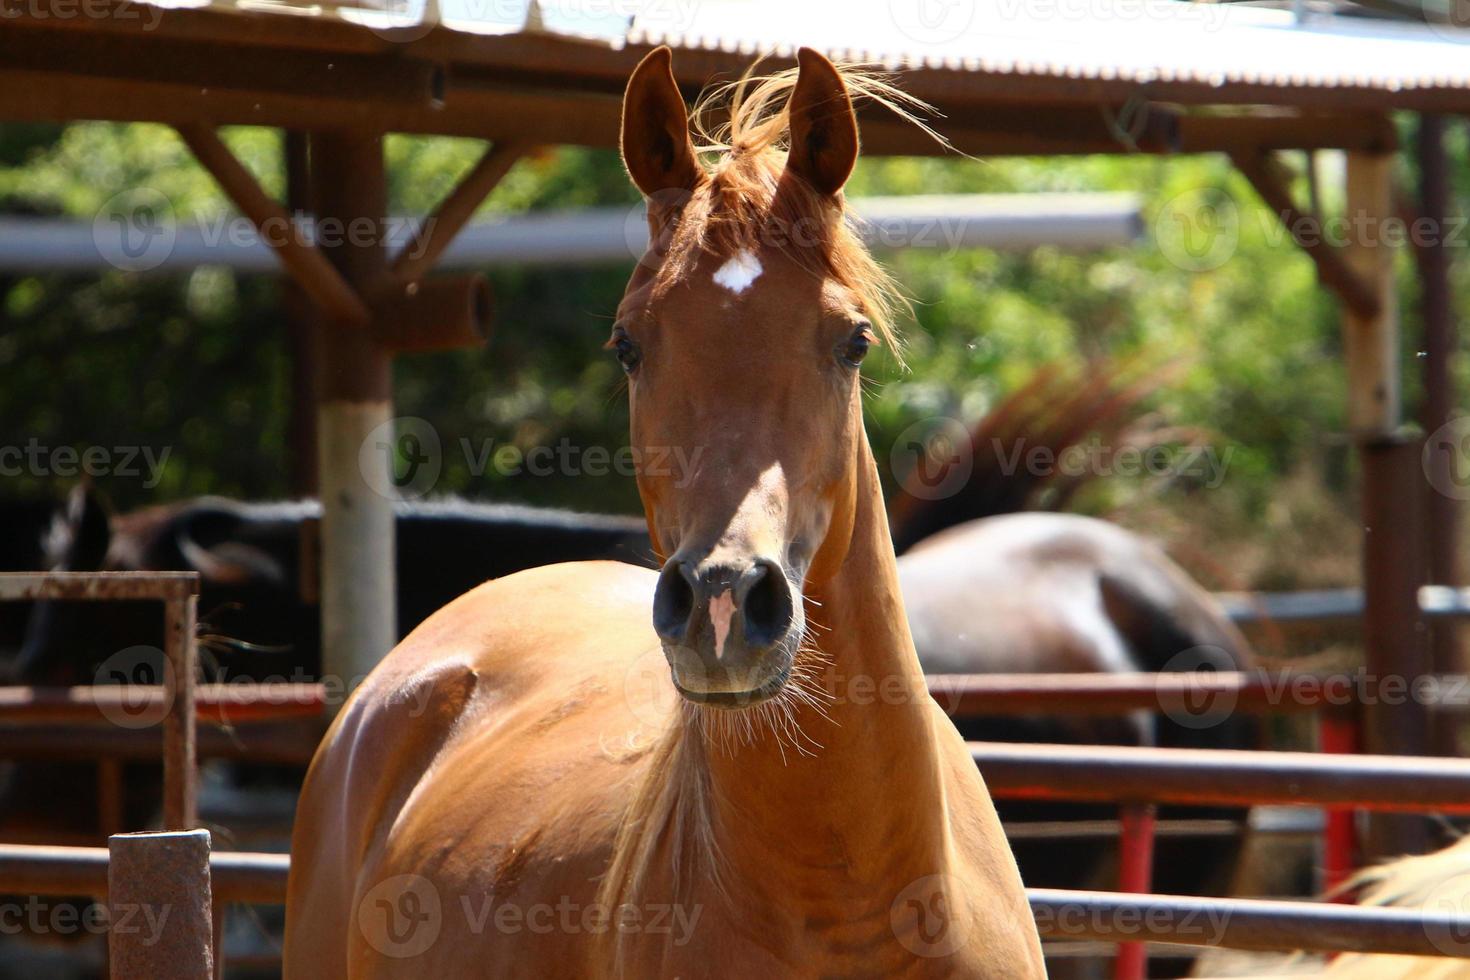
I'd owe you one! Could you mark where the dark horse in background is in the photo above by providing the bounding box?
[4,364,1255,892]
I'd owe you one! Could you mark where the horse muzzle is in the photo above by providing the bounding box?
[652,554,799,706]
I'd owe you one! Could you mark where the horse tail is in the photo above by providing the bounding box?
[887,357,1175,555]
[1311,836,1470,978]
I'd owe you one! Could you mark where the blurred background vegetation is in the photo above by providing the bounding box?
[1,118,1466,603]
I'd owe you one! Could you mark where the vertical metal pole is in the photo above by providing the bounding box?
[285,130,319,500]
[1344,151,1431,859]
[162,593,198,830]
[310,132,397,696]
[1318,708,1360,893]
[1113,803,1155,980]
[1415,115,1464,757]
[108,829,214,980]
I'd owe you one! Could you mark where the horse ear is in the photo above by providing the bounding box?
[785,48,859,197]
[621,46,700,199]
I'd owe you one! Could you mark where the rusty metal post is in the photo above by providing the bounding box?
[107,829,214,979]
[1343,151,1430,859]
[1360,436,1431,857]
[285,129,319,499]
[1415,115,1464,757]
[1113,803,1156,980]
[1318,707,1361,894]
[310,131,397,695]
[162,593,198,830]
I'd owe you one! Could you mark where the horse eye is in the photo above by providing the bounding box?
[838,326,872,368]
[609,330,641,374]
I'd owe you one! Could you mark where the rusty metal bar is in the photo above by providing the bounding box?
[1360,436,1432,858]
[162,594,198,831]
[1029,888,1469,957]
[1113,803,1156,980]
[392,140,530,284]
[7,842,1468,959]
[973,742,1470,813]
[0,684,325,726]
[107,830,214,979]
[1319,712,1361,894]
[175,124,371,327]
[0,571,197,601]
[1230,150,1382,320]
[0,843,289,905]
[1415,116,1464,757]
[933,671,1470,718]
[0,720,320,766]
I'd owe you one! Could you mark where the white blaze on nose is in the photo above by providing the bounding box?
[713,250,762,294]
[709,589,737,660]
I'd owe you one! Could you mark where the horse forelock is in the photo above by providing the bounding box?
[642,60,922,359]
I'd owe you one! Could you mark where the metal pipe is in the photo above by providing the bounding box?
[0,684,325,726]
[0,843,288,905]
[0,194,1145,273]
[973,742,1470,812]
[1029,888,1470,957]
[6,844,1467,959]
[162,594,198,830]
[1113,803,1156,980]
[0,571,197,602]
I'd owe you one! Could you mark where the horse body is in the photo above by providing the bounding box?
[287,47,1044,977]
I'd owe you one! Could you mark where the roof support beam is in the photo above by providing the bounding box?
[174,124,371,326]
[1229,150,1381,320]
[392,140,532,285]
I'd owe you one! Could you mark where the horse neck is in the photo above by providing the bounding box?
[694,437,950,889]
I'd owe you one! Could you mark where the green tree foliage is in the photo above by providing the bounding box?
[0,121,1463,579]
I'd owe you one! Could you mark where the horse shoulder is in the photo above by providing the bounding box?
[287,560,664,978]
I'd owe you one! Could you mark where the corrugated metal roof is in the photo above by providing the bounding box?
[626,0,1470,99]
[6,0,1470,139]
[348,0,1470,102]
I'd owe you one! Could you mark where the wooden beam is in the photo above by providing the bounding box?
[1230,150,1382,321]
[175,124,370,326]
[392,141,531,284]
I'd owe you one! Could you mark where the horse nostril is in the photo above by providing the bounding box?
[653,560,697,642]
[740,560,793,648]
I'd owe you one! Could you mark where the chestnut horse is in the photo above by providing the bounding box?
[285,48,1044,977]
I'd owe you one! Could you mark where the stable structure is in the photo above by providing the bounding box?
[4,0,1467,891]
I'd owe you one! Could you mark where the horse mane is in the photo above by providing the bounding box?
[653,59,945,357]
